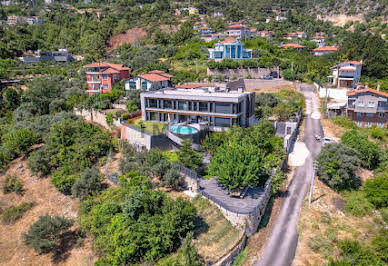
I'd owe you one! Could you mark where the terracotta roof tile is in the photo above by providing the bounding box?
[139,73,170,82]
[83,62,130,71]
[347,88,388,97]
[312,46,339,52]
[220,37,238,44]
[102,68,119,74]
[281,43,305,49]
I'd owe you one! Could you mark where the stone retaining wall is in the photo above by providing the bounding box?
[74,108,111,130]
[213,233,247,266]
[207,67,281,79]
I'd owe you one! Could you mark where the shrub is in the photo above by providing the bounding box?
[162,167,182,190]
[341,130,381,169]
[343,190,374,217]
[1,202,35,224]
[71,167,102,199]
[372,229,388,263]
[370,128,385,140]
[0,150,11,169]
[2,176,23,194]
[331,117,357,129]
[316,143,361,191]
[364,172,388,209]
[2,128,37,155]
[22,214,74,254]
[27,146,52,176]
[177,139,203,170]
[51,169,80,194]
[333,240,384,265]
[106,112,113,126]
[380,208,388,224]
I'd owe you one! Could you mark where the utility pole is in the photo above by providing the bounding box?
[309,160,318,206]
[291,61,294,73]
[196,58,198,74]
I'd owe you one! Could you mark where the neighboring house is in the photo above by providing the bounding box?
[312,46,338,56]
[280,43,306,51]
[7,15,20,25]
[188,7,199,15]
[1,0,14,6]
[125,70,173,91]
[140,86,256,129]
[25,16,43,25]
[250,28,257,36]
[312,35,326,47]
[346,85,388,128]
[265,17,272,23]
[226,24,251,39]
[210,33,228,41]
[193,21,206,30]
[198,26,213,37]
[286,32,306,40]
[84,62,130,94]
[208,37,252,60]
[213,10,224,18]
[330,60,362,88]
[275,15,287,21]
[22,49,74,63]
[257,30,272,38]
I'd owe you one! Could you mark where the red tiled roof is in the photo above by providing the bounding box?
[250,28,257,33]
[347,60,362,65]
[139,73,170,82]
[281,43,305,49]
[194,21,203,25]
[83,62,130,71]
[347,88,388,97]
[199,26,209,30]
[148,70,173,78]
[312,46,339,52]
[176,83,216,89]
[313,35,325,39]
[287,32,298,37]
[102,68,119,74]
[296,31,305,34]
[220,37,238,44]
[227,24,249,29]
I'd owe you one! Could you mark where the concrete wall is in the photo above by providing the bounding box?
[315,82,348,101]
[120,125,172,151]
[214,233,247,266]
[112,104,127,110]
[207,67,281,79]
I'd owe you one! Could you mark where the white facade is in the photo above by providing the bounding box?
[331,61,362,89]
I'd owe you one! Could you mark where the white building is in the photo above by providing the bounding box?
[125,70,173,91]
[330,60,362,88]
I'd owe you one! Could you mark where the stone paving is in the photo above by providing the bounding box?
[199,178,268,215]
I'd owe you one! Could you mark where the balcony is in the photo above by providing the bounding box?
[377,106,388,112]
[87,80,101,83]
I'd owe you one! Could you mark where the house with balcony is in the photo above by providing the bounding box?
[346,85,388,128]
[125,70,173,91]
[286,32,306,40]
[312,46,338,56]
[312,35,326,47]
[22,49,74,63]
[330,60,362,88]
[257,30,272,38]
[193,21,206,30]
[208,38,252,60]
[226,24,251,39]
[198,26,213,37]
[84,62,130,94]
[140,86,256,130]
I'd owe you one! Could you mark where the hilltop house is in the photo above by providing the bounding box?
[280,43,306,51]
[286,32,306,40]
[226,24,251,39]
[330,60,362,88]
[257,30,272,38]
[198,26,213,37]
[346,84,388,128]
[22,49,74,63]
[125,70,173,91]
[212,10,224,18]
[208,37,252,60]
[193,21,206,30]
[312,46,338,56]
[312,35,326,47]
[84,62,130,94]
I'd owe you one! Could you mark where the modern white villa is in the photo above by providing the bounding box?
[140,85,256,130]
[125,70,173,91]
[208,37,252,60]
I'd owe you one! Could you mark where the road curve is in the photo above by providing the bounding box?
[253,84,323,266]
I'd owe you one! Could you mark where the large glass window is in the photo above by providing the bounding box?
[215,117,231,127]
[178,101,189,110]
[164,100,172,109]
[141,81,148,90]
[148,99,157,108]
[199,102,208,112]
[102,74,108,80]
[129,81,136,89]
[215,103,231,113]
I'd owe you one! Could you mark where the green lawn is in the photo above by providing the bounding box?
[130,118,167,135]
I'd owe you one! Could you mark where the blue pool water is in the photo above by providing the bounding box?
[169,125,198,135]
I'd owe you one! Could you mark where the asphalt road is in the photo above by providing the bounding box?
[254,84,323,266]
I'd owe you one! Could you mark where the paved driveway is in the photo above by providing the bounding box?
[253,84,323,266]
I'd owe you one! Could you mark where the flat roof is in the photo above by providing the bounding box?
[141,88,254,103]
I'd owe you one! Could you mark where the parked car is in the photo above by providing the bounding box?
[260,75,273,80]
[270,71,278,78]
[322,137,334,144]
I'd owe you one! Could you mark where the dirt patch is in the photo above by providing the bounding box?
[320,14,365,27]
[245,80,296,92]
[0,158,96,266]
[321,119,345,140]
[107,28,147,50]
[293,178,381,266]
